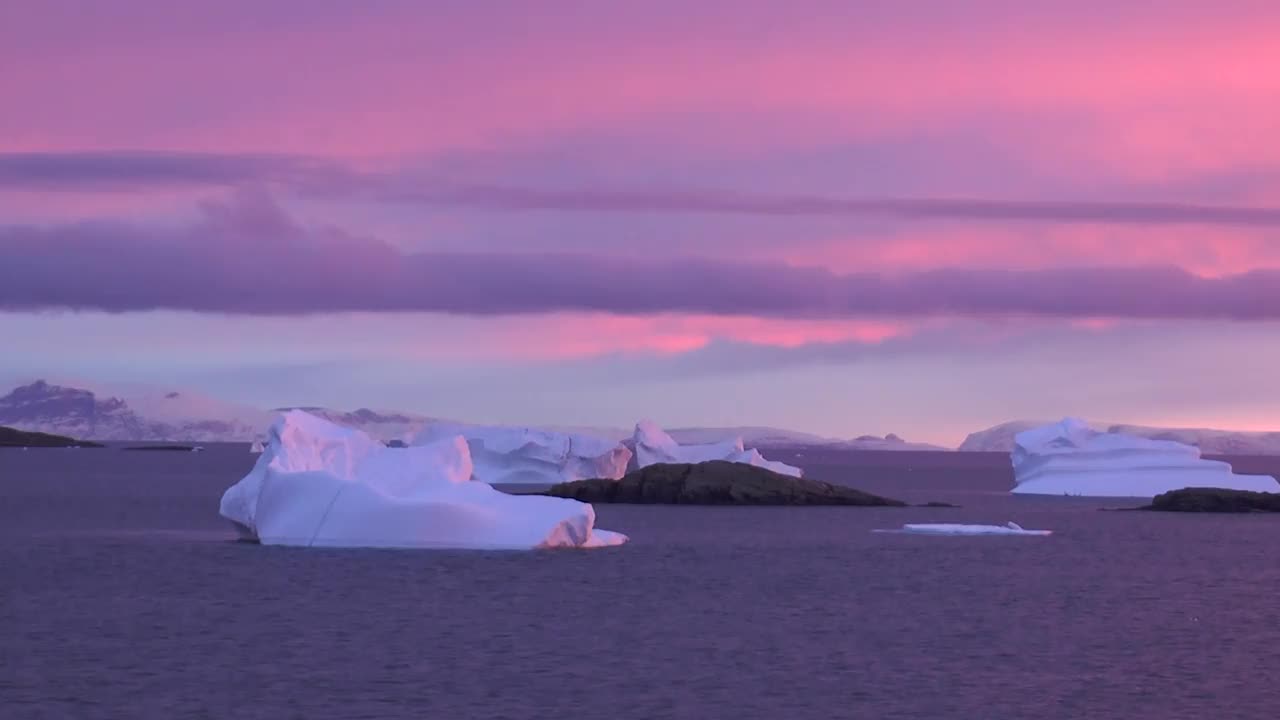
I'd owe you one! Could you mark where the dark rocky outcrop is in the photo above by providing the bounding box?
[541,461,907,506]
[1142,487,1280,513]
[0,425,103,448]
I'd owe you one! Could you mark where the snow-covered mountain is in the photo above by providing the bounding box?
[634,427,947,450]
[0,381,436,443]
[0,379,943,449]
[0,380,269,442]
[961,419,1280,455]
[514,425,945,450]
[835,433,951,452]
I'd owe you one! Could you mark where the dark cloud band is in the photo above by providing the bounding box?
[2,192,1277,319]
[6,151,1280,227]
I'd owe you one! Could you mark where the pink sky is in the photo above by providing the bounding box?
[2,0,1279,443]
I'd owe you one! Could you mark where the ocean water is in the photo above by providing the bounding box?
[4,445,1280,719]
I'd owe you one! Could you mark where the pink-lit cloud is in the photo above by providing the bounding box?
[3,2,1279,170]
[5,1,1280,436]
[409,314,913,361]
[776,226,1280,277]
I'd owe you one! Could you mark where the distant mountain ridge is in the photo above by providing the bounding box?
[0,380,268,442]
[0,379,943,449]
[4,381,1273,452]
[961,419,1280,455]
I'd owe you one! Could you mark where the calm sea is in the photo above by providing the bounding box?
[4,445,1280,719]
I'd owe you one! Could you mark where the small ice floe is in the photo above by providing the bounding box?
[875,521,1051,536]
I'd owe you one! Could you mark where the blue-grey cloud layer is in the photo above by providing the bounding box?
[2,192,1278,318]
[7,151,1280,226]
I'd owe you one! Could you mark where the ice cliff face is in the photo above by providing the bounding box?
[219,411,627,549]
[1010,418,1279,497]
[411,423,631,484]
[631,420,804,477]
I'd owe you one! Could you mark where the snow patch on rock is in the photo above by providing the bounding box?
[631,420,803,477]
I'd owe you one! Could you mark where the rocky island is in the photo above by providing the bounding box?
[0,425,102,448]
[540,461,908,506]
[1142,487,1280,513]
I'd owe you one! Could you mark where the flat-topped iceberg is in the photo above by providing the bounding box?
[411,423,630,485]
[632,420,803,477]
[885,522,1052,536]
[1011,418,1279,498]
[219,411,627,549]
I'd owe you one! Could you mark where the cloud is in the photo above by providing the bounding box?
[0,151,349,191]
[3,191,1279,319]
[7,151,1280,227]
[388,185,1280,226]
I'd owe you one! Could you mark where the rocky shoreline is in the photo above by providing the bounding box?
[0,425,102,448]
[1141,487,1280,513]
[539,461,918,506]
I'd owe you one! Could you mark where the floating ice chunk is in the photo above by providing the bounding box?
[879,522,1052,536]
[411,422,630,484]
[632,420,802,477]
[219,411,627,549]
[1011,418,1279,498]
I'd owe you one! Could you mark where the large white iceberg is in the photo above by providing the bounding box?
[1011,418,1279,497]
[631,420,803,477]
[219,411,627,549]
[410,423,630,485]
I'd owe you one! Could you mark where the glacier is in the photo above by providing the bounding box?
[411,423,631,485]
[631,420,803,477]
[1011,418,1280,497]
[219,411,628,549]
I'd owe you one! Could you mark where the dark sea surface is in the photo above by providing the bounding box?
[4,444,1280,719]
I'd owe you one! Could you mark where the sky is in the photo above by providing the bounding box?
[3,0,1280,446]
